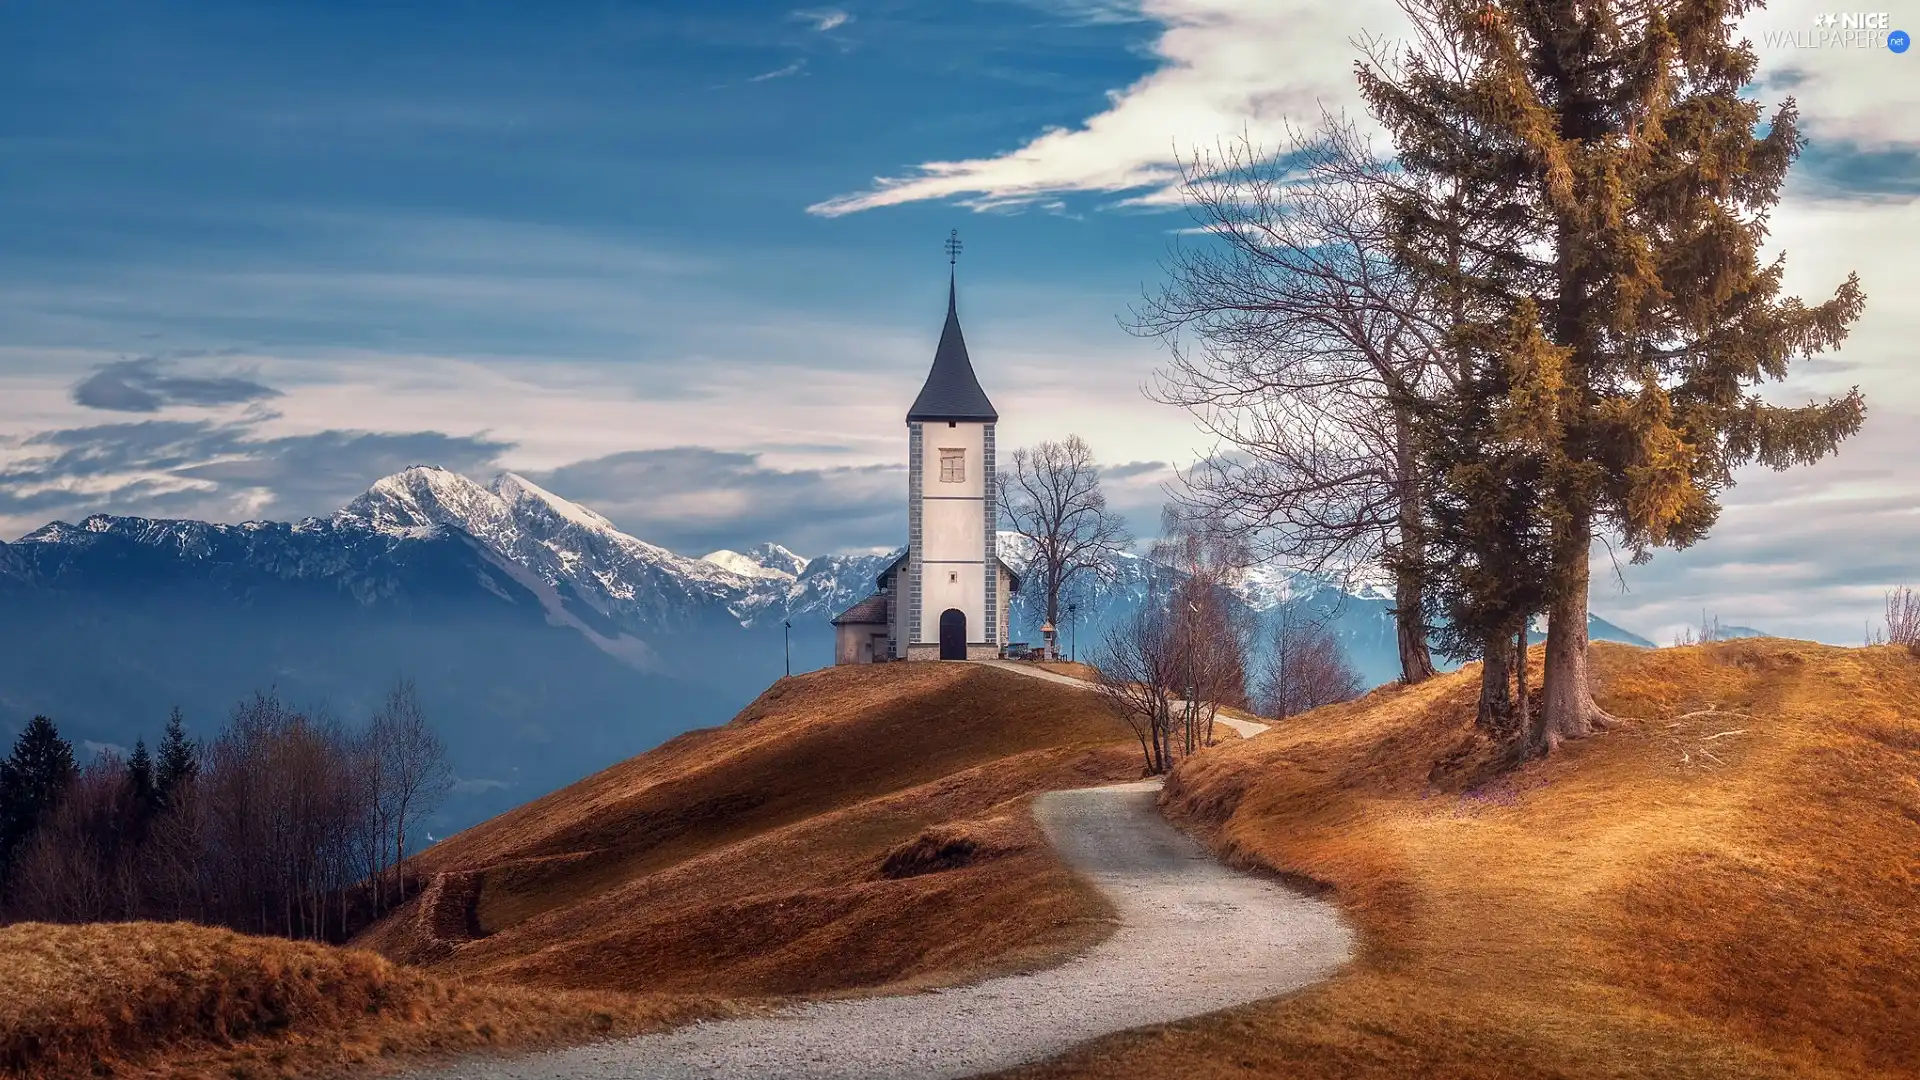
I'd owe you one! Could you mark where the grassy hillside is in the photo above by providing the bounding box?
[995,639,1919,1080]
[0,921,726,1080]
[11,662,1139,1079]
[357,661,1143,997]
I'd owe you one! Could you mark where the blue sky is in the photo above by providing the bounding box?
[1,0,1917,645]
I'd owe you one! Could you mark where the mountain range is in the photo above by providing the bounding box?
[0,465,1653,834]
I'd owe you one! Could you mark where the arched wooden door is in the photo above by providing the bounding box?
[938,608,967,660]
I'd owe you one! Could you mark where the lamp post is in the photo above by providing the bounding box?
[783,619,791,677]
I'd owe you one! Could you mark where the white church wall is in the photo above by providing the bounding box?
[918,421,985,498]
[915,420,989,644]
[998,565,1014,645]
[919,561,987,643]
[922,502,985,573]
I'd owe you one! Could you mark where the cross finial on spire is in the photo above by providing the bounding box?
[944,229,963,314]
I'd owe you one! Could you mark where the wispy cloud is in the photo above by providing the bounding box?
[1104,459,1170,480]
[792,8,851,32]
[808,0,1401,216]
[527,447,902,555]
[750,60,808,82]
[1003,0,1151,25]
[0,417,512,535]
[71,355,282,413]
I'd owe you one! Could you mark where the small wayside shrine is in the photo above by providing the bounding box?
[833,232,1020,663]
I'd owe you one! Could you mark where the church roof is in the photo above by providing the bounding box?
[832,593,890,626]
[875,548,1021,593]
[906,275,998,424]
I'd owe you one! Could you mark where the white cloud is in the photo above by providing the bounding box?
[809,0,1406,216]
[750,61,807,82]
[1016,0,1153,25]
[792,8,851,32]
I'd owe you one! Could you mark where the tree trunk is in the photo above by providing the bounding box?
[1045,570,1061,640]
[1513,629,1530,736]
[1392,407,1437,685]
[1154,698,1171,774]
[1475,629,1514,738]
[1394,569,1436,685]
[1534,511,1614,753]
[395,818,408,904]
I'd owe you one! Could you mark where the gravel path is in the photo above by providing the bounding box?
[413,779,1351,1080]
[978,659,1272,739]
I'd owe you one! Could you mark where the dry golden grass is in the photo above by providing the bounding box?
[1033,660,1103,683]
[358,662,1143,998]
[995,639,1920,1080]
[14,663,1140,1079]
[0,921,727,1080]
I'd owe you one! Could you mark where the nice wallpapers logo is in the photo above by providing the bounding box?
[1763,12,1910,50]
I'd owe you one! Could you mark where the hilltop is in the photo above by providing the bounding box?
[1000,639,1920,1080]
[356,661,1145,997]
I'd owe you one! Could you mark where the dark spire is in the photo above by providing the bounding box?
[907,231,998,423]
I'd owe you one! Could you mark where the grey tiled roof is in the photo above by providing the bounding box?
[877,550,908,591]
[832,592,890,625]
[873,549,1019,594]
[906,277,998,423]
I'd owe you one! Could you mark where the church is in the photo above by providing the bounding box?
[832,242,1020,663]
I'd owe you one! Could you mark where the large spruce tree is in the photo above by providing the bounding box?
[155,706,198,810]
[1363,0,1865,752]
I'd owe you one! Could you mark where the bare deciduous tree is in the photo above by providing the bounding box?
[368,680,452,903]
[3,679,452,944]
[1885,587,1920,649]
[11,755,134,923]
[1260,607,1364,720]
[1673,612,1730,647]
[1134,114,1475,687]
[1153,508,1254,753]
[1002,435,1131,656]
[1092,605,1182,776]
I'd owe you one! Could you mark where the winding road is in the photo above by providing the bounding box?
[416,774,1354,1080]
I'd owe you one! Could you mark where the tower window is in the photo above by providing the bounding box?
[948,421,957,427]
[949,572,958,583]
[939,449,965,483]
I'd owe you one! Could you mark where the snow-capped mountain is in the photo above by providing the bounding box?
[703,543,810,580]
[702,549,794,581]
[0,507,738,835]
[325,468,1652,687]
[339,466,773,629]
[334,468,883,643]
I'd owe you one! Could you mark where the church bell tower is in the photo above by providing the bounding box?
[902,231,1002,661]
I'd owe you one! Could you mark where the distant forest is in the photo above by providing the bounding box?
[0,682,450,943]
